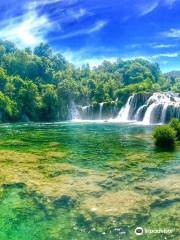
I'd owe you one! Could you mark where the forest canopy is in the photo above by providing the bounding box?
[0,40,176,122]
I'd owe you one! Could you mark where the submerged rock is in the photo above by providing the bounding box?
[81,190,151,217]
[53,195,75,208]
[2,182,26,189]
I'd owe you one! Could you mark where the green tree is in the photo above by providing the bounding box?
[94,83,105,102]
[40,84,59,121]
[34,43,52,58]
[0,91,16,121]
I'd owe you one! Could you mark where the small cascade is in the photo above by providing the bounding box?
[142,103,157,124]
[135,105,147,121]
[117,95,133,121]
[99,102,104,119]
[69,102,80,120]
[161,103,169,123]
[116,92,180,124]
[71,93,180,123]
[76,101,118,120]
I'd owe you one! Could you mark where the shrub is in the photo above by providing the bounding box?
[169,118,180,140]
[153,125,176,149]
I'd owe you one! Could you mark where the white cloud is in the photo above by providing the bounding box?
[152,52,179,58]
[137,0,180,17]
[87,21,107,33]
[0,0,88,48]
[28,0,64,9]
[163,28,180,38]
[62,48,179,68]
[62,49,116,68]
[68,8,87,19]
[138,1,159,16]
[122,52,179,62]
[0,1,57,48]
[82,57,117,69]
[58,20,108,39]
[122,56,149,61]
[0,11,52,47]
[152,43,177,48]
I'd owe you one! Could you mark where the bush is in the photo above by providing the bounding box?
[153,125,176,148]
[169,118,180,140]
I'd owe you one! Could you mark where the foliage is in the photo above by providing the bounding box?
[153,125,176,149]
[169,118,180,140]
[0,40,175,122]
[164,71,180,93]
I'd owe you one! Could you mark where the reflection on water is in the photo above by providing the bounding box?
[0,122,179,239]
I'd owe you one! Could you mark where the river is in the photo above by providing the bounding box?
[0,122,179,239]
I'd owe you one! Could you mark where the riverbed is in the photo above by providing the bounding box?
[0,122,179,239]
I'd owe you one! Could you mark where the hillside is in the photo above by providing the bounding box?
[0,40,178,122]
[164,71,180,79]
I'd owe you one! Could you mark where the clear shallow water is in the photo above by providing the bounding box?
[0,122,179,240]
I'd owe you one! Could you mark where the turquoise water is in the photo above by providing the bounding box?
[0,122,179,239]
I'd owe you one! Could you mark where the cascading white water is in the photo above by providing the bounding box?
[117,95,133,121]
[135,105,145,120]
[78,101,117,120]
[99,102,104,119]
[141,93,180,124]
[116,92,180,124]
[70,102,80,120]
[161,103,169,123]
[142,103,157,124]
[71,93,180,123]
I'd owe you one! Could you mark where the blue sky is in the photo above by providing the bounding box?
[0,0,180,72]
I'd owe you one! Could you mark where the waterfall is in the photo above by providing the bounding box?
[99,103,104,119]
[161,103,169,123]
[142,103,157,124]
[135,105,147,121]
[117,95,133,121]
[70,102,80,120]
[116,92,180,124]
[78,101,118,120]
[71,93,180,123]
